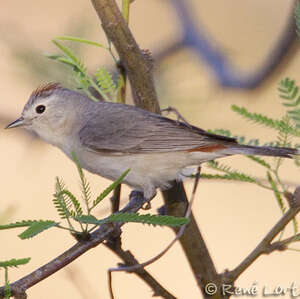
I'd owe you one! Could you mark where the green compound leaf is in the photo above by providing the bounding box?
[266,172,286,214]
[246,155,271,169]
[49,39,108,102]
[52,39,84,70]
[18,220,58,239]
[55,36,106,48]
[58,190,83,217]
[95,67,117,97]
[203,160,258,183]
[53,177,72,219]
[200,173,257,183]
[91,169,130,210]
[76,213,189,227]
[0,220,38,230]
[0,220,58,239]
[74,214,98,224]
[0,258,31,269]
[231,105,300,137]
[278,78,300,128]
[71,152,92,213]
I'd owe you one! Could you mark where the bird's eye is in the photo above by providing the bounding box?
[36,105,46,114]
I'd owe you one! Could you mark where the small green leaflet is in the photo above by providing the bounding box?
[0,258,31,269]
[75,213,189,227]
[231,105,300,137]
[266,172,286,213]
[200,173,257,183]
[18,221,58,239]
[55,36,106,48]
[0,220,58,239]
[91,169,130,210]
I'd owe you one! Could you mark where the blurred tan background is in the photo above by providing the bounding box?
[1,0,300,298]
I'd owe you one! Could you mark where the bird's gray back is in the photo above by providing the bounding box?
[78,101,237,154]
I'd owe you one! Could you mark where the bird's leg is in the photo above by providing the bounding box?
[161,106,193,128]
[129,190,144,202]
[141,185,157,210]
[127,190,153,210]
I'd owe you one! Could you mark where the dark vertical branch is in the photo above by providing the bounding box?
[89,1,223,297]
[162,182,226,299]
[90,0,160,113]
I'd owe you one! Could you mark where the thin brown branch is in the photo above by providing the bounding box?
[224,186,300,283]
[111,184,121,213]
[104,238,176,299]
[0,192,148,299]
[264,233,300,253]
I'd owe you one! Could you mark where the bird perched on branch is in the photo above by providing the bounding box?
[6,83,300,201]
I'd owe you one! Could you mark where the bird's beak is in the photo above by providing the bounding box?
[5,117,25,129]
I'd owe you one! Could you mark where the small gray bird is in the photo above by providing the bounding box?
[6,83,300,201]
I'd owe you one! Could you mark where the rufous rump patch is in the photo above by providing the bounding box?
[187,144,226,153]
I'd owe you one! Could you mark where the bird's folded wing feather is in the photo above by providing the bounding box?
[79,103,237,154]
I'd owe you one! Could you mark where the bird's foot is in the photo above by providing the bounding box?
[161,106,193,128]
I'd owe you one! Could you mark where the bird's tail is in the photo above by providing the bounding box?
[223,144,299,158]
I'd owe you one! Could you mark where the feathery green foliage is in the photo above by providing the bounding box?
[55,36,106,48]
[71,152,92,213]
[46,36,123,102]
[18,221,58,239]
[0,258,31,269]
[49,154,186,234]
[207,161,257,182]
[200,173,256,183]
[204,78,300,237]
[201,161,259,184]
[267,172,286,214]
[0,258,30,299]
[278,78,300,128]
[231,105,300,137]
[47,39,109,102]
[95,67,117,98]
[0,220,39,230]
[76,213,189,227]
[246,155,271,169]
[0,220,58,239]
[57,190,83,217]
[53,178,73,220]
[91,169,130,211]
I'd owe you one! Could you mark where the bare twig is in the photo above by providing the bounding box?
[223,186,300,283]
[161,106,193,129]
[104,239,176,299]
[264,233,300,253]
[64,266,98,299]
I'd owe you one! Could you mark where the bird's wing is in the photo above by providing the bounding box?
[79,103,237,154]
